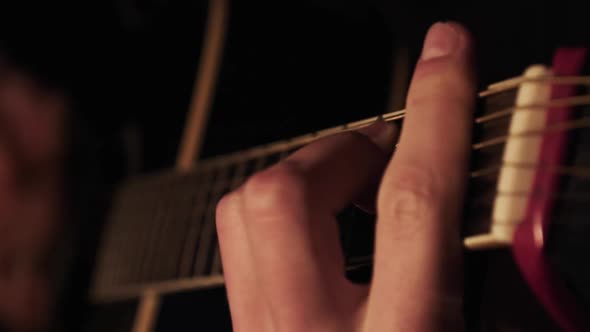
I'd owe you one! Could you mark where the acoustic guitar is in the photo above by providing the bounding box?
[80,1,590,331]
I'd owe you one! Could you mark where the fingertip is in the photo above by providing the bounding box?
[408,21,477,103]
[420,21,473,62]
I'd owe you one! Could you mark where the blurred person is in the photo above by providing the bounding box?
[0,20,476,331]
[0,54,67,331]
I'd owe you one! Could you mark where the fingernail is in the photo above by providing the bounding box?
[357,121,397,153]
[421,22,460,61]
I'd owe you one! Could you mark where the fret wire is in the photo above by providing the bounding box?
[182,169,207,266]
[111,189,136,285]
[98,196,124,286]
[158,176,200,282]
[177,169,216,277]
[210,166,241,275]
[192,203,220,276]
[193,166,232,276]
[172,174,204,277]
[137,183,162,281]
[165,176,193,279]
[178,200,209,277]
[140,180,170,282]
[149,183,174,280]
[208,171,233,276]
[109,184,136,285]
[119,183,142,283]
[96,74,590,288]
[98,198,127,287]
[133,183,159,281]
[141,181,173,282]
[184,173,216,274]
[210,160,255,275]
[128,184,153,284]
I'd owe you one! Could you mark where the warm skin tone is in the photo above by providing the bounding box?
[216,21,476,331]
[0,63,65,331]
[0,21,475,332]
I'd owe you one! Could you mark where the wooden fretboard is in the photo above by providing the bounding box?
[91,74,590,302]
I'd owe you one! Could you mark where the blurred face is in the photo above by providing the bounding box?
[0,60,66,331]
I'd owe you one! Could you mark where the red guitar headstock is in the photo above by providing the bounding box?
[463,48,590,331]
[512,48,590,332]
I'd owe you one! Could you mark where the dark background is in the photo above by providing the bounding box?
[1,0,590,331]
[3,1,589,174]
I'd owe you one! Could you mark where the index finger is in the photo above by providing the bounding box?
[367,22,476,330]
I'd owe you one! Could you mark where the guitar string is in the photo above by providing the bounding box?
[210,84,590,272]
[103,75,590,283]
[474,94,590,123]
[347,191,590,272]
[335,105,590,150]
[113,75,590,183]
[128,114,590,244]
[468,190,590,205]
[192,113,590,178]
[472,116,590,149]
[470,163,590,179]
[478,75,590,97]
[120,181,590,276]
[117,188,590,279]
[197,88,590,169]
[134,121,590,207]
[153,162,590,189]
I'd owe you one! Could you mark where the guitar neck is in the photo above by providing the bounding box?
[91,73,590,302]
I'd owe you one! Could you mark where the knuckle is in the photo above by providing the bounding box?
[378,165,442,229]
[216,191,239,221]
[215,191,243,234]
[241,161,307,219]
[407,62,475,109]
[407,80,471,113]
[407,91,458,113]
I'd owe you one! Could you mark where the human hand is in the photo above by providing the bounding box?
[0,63,66,331]
[216,22,476,331]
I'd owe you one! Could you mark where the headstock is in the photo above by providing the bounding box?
[464,48,590,331]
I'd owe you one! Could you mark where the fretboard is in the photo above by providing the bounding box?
[91,74,590,302]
